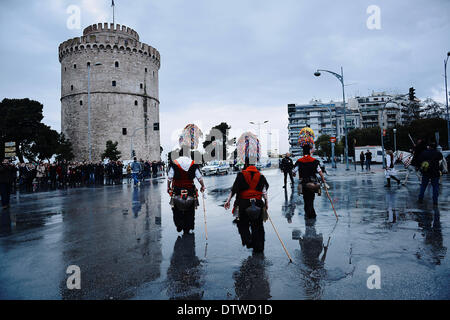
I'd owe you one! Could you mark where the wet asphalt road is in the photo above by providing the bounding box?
[0,164,449,300]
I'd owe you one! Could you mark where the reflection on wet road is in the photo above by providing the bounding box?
[0,166,449,299]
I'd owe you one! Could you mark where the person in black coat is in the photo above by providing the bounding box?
[0,159,16,209]
[359,151,365,171]
[152,161,158,178]
[280,153,294,188]
[411,138,427,170]
[418,142,443,206]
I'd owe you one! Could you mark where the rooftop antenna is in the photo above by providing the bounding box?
[111,0,115,25]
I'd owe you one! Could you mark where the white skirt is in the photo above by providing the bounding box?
[385,168,398,178]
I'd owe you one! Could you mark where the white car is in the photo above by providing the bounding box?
[201,161,219,176]
[217,162,231,174]
[201,161,230,176]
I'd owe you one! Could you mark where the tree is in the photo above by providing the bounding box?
[101,140,121,161]
[0,98,77,163]
[0,98,44,162]
[55,133,75,162]
[335,138,344,156]
[347,118,449,151]
[404,101,421,124]
[203,122,232,160]
[315,134,331,157]
[29,124,60,161]
[420,98,445,119]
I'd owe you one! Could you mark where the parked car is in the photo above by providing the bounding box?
[217,162,231,174]
[201,161,231,176]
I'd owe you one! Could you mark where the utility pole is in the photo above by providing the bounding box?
[314,67,349,170]
[444,51,450,149]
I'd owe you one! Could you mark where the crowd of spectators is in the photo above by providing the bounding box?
[2,159,166,193]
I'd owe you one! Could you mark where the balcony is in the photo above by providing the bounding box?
[362,119,378,124]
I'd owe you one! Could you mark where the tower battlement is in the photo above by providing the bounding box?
[83,23,139,41]
[58,33,160,68]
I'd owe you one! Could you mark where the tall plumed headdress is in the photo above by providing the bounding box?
[297,127,315,148]
[236,131,260,163]
[179,124,203,150]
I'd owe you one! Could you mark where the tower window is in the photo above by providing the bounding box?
[153,122,160,131]
[73,64,76,69]
[134,100,138,106]
[64,67,66,72]
[140,83,143,89]
[145,68,147,73]
[71,85,73,91]
[115,61,119,68]
[80,100,83,106]
[153,71,155,78]
[122,128,127,135]
[112,81,116,86]
[87,62,90,67]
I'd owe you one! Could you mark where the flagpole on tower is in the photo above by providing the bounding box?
[112,0,115,25]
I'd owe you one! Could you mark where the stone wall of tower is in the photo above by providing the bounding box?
[59,23,161,162]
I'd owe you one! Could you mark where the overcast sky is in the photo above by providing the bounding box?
[0,0,449,155]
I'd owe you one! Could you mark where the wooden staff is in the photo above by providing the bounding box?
[202,192,208,240]
[408,133,415,146]
[267,212,293,263]
[323,184,338,220]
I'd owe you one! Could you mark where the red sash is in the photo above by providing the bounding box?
[297,155,316,163]
[172,160,195,188]
[239,166,263,200]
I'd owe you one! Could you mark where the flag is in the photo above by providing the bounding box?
[398,152,412,168]
[403,155,412,168]
[112,0,115,7]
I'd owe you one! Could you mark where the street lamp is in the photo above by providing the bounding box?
[322,104,337,168]
[314,67,349,170]
[87,62,102,161]
[444,51,450,150]
[249,120,269,140]
[250,121,269,158]
[393,128,397,155]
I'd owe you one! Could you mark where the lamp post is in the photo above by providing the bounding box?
[87,62,102,161]
[323,104,337,168]
[393,128,397,154]
[250,121,269,159]
[249,120,269,140]
[267,131,272,157]
[314,67,349,170]
[445,51,450,150]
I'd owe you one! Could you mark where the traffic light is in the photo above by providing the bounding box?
[409,87,415,101]
[132,150,136,157]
